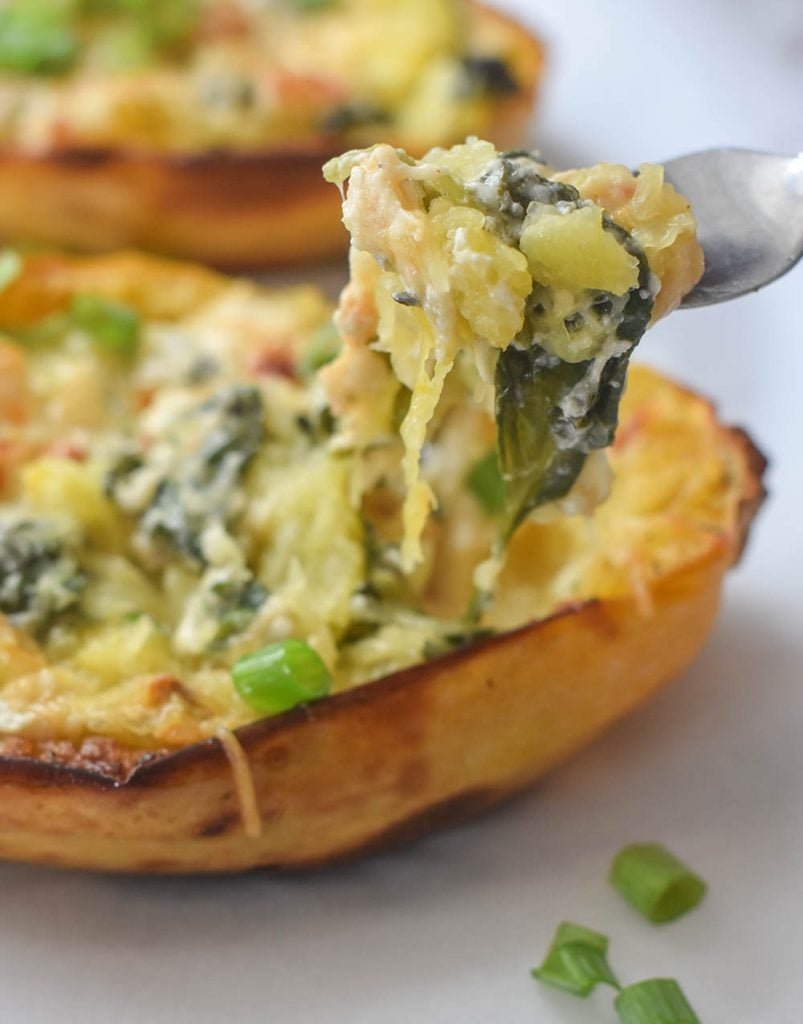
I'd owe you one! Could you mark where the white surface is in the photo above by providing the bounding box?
[2,3,802,1022]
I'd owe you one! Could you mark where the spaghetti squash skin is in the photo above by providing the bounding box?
[0,250,765,872]
[0,2,543,267]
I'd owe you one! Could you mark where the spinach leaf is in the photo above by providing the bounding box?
[465,449,506,516]
[209,575,268,649]
[109,385,265,565]
[319,103,390,135]
[487,155,654,535]
[140,478,203,561]
[459,56,519,98]
[0,519,85,633]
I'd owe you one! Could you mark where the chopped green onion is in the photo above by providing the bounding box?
[129,0,201,48]
[615,979,700,1023]
[610,843,706,923]
[0,249,22,292]
[288,0,334,12]
[531,921,620,997]
[232,639,332,715]
[465,449,505,516]
[70,294,141,356]
[0,10,78,75]
[87,0,200,48]
[93,23,155,70]
[300,320,341,375]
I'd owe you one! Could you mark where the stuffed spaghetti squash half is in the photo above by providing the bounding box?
[0,141,764,872]
[0,0,542,267]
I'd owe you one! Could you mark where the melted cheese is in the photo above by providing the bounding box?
[0,0,523,153]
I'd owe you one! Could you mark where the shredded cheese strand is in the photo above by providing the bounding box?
[400,354,454,569]
[216,728,262,840]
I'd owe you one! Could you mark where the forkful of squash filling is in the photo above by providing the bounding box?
[0,138,714,756]
[323,140,702,583]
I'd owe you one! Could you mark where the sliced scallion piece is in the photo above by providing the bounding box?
[615,978,700,1024]
[465,449,505,516]
[288,0,334,12]
[0,249,22,292]
[610,843,706,923]
[232,639,332,715]
[300,319,341,375]
[93,24,155,70]
[531,921,620,997]
[70,294,141,356]
[0,10,78,75]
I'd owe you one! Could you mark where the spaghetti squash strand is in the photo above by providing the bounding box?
[216,727,262,840]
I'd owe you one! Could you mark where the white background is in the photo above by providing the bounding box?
[2,2,802,1021]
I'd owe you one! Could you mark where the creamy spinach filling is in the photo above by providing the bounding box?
[102,384,271,653]
[107,384,265,565]
[0,518,85,634]
[325,143,658,561]
[431,151,655,535]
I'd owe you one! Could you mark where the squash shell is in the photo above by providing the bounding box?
[0,253,766,873]
[0,4,544,269]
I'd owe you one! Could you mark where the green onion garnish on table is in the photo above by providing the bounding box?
[531,921,620,996]
[610,843,706,923]
[232,639,332,715]
[615,978,700,1023]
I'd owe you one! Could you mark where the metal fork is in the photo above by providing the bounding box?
[661,149,803,307]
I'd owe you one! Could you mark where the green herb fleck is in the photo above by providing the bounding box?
[70,294,141,356]
[288,0,336,13]
[300,319,341,376]
[0,249,23,292]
